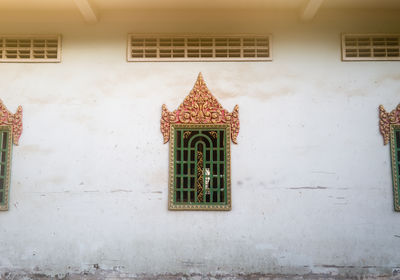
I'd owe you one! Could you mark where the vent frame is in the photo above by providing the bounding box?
[342,33,400,61]
[127,34,272,62]
[0,34,62,63]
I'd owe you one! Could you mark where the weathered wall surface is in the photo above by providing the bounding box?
[0,9,400,279]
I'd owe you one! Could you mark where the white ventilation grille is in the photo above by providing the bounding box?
[127,35,272,61]
[0,35,61,62]
[342,34,400,61]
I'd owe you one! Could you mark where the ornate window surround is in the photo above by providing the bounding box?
[161,73,239,210]
[0,99,23,211]
[379,104,400,211]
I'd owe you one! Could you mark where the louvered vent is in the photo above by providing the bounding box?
[0,35,61,62]
[127,35,272,61]
[342,34,400,61]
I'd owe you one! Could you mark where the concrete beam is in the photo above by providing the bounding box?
[300,0,324,22]
[73,0,98,24]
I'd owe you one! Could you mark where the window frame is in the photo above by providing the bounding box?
[169,123,231,210]
[0,125,13,211]
[390,124,400,211]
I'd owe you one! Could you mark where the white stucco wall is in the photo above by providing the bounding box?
[0,9,399,277]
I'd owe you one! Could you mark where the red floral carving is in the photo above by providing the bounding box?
[0,99,23,145]
[379,104,400,145]
[161,73,240,144]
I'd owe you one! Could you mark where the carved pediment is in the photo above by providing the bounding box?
[161,73,240,144]
[379,104,400,145]
[0,99,23,145]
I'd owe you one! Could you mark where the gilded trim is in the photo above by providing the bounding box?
[196,150,204,202]
[0,125,13,211]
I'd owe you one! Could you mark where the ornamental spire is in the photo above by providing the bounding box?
[379,104,400,145]
[161,73,239,144]
[0,99,23,145]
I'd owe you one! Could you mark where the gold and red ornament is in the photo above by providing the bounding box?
[161,73,239,144]
[0,99,23,145]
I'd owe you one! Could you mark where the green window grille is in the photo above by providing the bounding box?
[169,124,231,210]
[0,125,12,211]
[391,124,400,211]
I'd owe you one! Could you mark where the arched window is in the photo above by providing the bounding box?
[172,124,229,208]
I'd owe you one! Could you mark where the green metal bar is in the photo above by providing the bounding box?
[0,132,3,204]
[188,141,192,203]
[173,130,177,203]
[216,130,220,203]
[0,131,7,205]
[208,131,214,202]
[396,130,400,185]
[180,130,184,203]
[0,133,2,167]
[194,141,198,203]
[195,140,200,203]
[224,129,227,204]
[201,139,206,203]
[395,129,400,211]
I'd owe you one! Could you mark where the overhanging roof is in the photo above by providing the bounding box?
[0,0,399,23]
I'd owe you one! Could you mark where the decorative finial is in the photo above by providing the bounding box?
[379,104,400,145]
[0,99,23,145]
[161,73,240,144]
